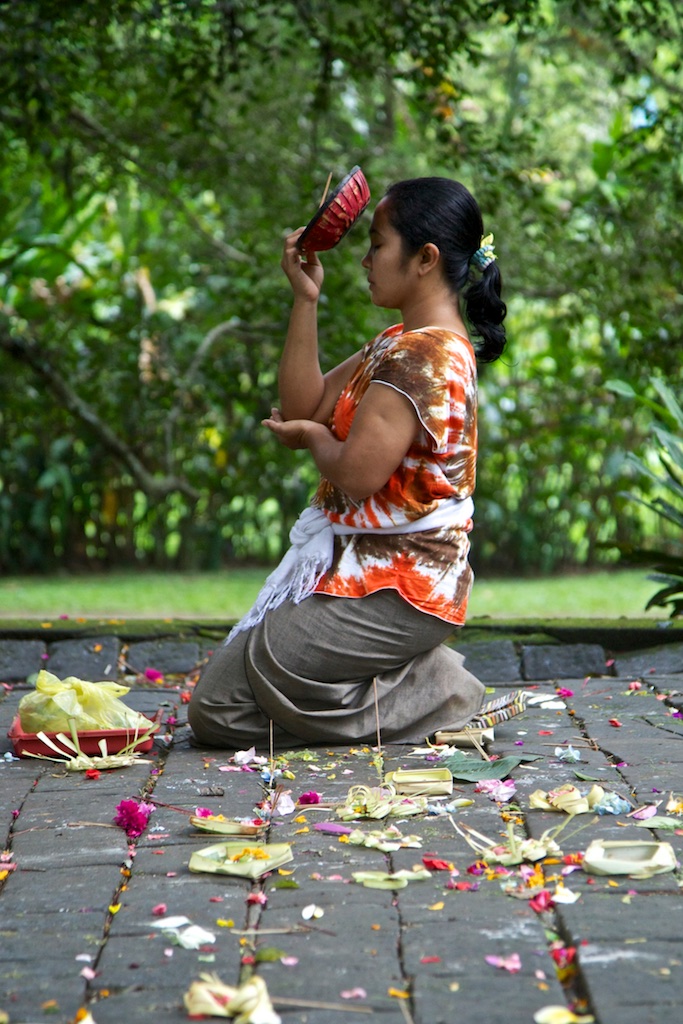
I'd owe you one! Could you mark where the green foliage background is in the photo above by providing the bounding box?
[1,0,682,574]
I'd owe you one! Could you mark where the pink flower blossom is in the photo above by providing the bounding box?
[144,667,164,682]
[529,890,554,913]
[113,798,155,837]
[194,807,214,817]
[298,791,321,805]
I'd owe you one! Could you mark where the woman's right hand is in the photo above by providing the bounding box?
[281,227,324,302]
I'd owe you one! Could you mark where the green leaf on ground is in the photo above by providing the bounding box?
[443,753,526,781]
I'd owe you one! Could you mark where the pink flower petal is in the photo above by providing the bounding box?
[529,890,555,913]
[629,804,658,820]
[485,953,522,973]
[341,988,367,1000]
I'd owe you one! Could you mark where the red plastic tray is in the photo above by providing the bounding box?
[7,715,159,758]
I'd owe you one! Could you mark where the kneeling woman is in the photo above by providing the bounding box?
[188,176,507,749]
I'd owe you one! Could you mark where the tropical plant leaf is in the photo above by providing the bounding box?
[443,753,527,781]
[651,378,683,431]
[633,815,683,830]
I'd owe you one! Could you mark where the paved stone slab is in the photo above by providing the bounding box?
[0,966,88,1024]
[126,640,202,674]
[0,639,47,681]
[2,869,119,918]
[522,643,607,680]
[615,642,683,677]
[45,635,121,679]
[412,970,563,1024]
[456,639,522,683]
[3,631,683,1024]
[577,940,683,1024]
[557,892,683,941]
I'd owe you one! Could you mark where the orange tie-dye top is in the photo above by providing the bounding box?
[312,324,478,626]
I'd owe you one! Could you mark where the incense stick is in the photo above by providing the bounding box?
[398,995,416,1024]
[273,996,373,1013]
[318,170,333,207]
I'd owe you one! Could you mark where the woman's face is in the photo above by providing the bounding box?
[361,199,420,311]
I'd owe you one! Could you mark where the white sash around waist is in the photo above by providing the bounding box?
[225,496,473,643]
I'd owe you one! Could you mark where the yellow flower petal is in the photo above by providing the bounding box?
[534,1006,595,1024]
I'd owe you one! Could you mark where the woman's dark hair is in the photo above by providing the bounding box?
[382,177,506,363]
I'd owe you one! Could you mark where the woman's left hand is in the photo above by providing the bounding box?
[262,408,319,450]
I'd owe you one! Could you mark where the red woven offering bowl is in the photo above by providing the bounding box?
[8,715,159,758]
[297,165,371,253]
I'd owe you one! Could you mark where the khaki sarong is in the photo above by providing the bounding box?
[188,590,484,750]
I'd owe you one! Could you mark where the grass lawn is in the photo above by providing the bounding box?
[0,567,667,620]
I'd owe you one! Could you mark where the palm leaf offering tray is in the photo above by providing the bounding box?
[188,841,293,879]
[189,815,268,837]
[8,715,158,763]
[582,839,677,877]
[433,725,495,747]
[384,767,453,796]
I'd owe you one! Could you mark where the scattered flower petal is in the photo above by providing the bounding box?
[552,886,581,904]
[475,778,517,802]
[534,1006,595,1024]
[529,890,555,913]
[422,856,454,872]
[629,803,659,820]
[554,746,582,763]
[301,904,324,920]
[485,953,522,973]
[272,792,296,816]
[341,987,367,1000]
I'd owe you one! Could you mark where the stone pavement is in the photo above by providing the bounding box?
[1,620,683,1024]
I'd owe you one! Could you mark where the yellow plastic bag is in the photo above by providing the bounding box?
[18,670,150,734]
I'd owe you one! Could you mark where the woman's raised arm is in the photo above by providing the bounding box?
[278,228,361,423]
